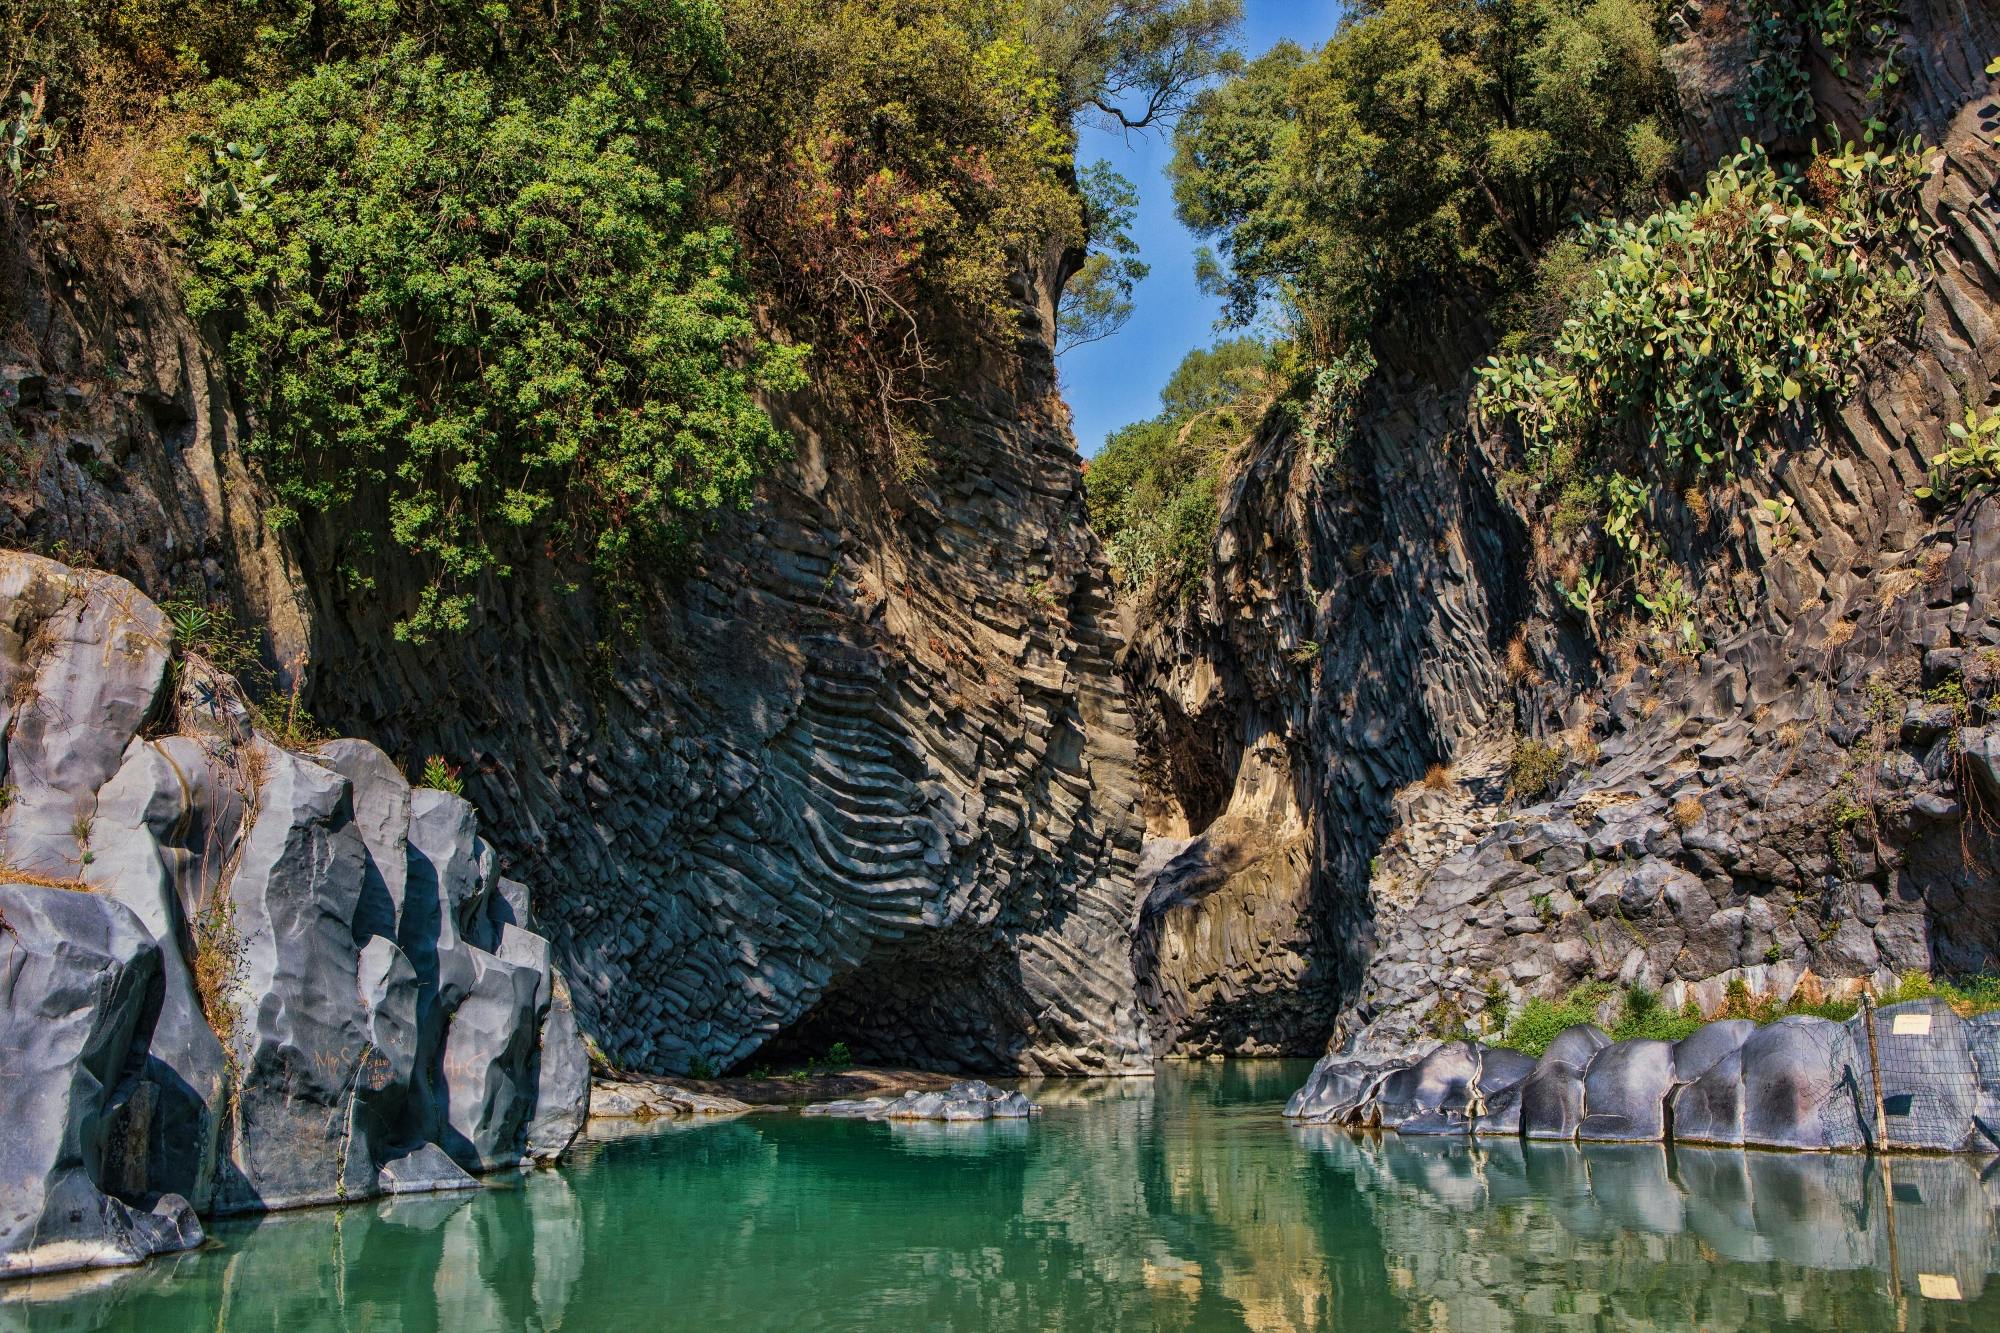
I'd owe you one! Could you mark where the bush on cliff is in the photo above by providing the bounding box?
[1084,337,1270,595]
[3,0,1245,635]
[1170,0,1677,355]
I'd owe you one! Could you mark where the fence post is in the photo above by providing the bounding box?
[1862,990,1889,1151]
[1862,990,1907,1330]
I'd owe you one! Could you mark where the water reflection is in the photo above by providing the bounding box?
[1299,1129,2000,1330]
[4,1062,1998,1331]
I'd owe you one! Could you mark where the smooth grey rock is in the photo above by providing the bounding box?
[215,742,405,1212]
[1672,1016,1867,1150]
[1284,1057,1392,1123]
[1671,1020,1757,1084]
[0,884,205,1278]
[87,739,228,1211]
[1543,1024,1612,1070]
[525,971,590,1162]
[1518,1063,1587,1141]
[1372,1041,1481,1131]
[1579,1039,1676,1141]
[436,942,543,1170]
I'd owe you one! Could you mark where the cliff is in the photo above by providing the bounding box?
[1125,0,2000,1066]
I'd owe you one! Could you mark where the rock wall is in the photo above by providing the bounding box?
[1,233,1151,1075]
[1125,1,2000,1064]
[0,553,586,1279]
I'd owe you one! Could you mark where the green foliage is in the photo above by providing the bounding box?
[1020,0,1244,129]
[1741,0,1906,141]
[1084,338,1270,594]
[1496,982,1613,1056]
[687,1054,717,1080]
[13,0,1243,635]
[1,85,62,192]
[184,32,804,641]
[824,1041,853,1068]
[419,755,464,796]
[1915,406,2000,504]
[1171,0,1676,352]
[1059,161,1150,351]
[1607,984,1705,1042]
[1479,142,1935,482]
[1507,737,1567,803]
[1878,970,2000,1015]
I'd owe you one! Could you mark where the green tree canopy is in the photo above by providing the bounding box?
[1171,0,1677,354]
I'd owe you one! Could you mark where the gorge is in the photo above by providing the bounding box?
[3,0,2000,1323]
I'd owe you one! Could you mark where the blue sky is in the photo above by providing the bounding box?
[1061,1,1346,457]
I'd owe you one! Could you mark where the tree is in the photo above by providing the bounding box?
[1020,0,1246,129]
[1058,160,1149,351]
[1171,0,1676,353]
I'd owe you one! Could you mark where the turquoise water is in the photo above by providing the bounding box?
[6,1060,2000,1331]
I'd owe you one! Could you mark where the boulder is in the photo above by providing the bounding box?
[1671,1020,1757,1083]
[1578,1039,1676,1141]
[1518,1063,1588,1140]
[213,744,404,1212]
[1284,1056,1393,1124]
[0,884,204,1278]
[1371,1041,1482,1130]
[1671,1016,1867,1150]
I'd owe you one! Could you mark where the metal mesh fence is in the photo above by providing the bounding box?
[1847,999,1987,1153]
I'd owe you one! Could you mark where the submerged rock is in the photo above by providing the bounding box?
[803,1079,1038,1121]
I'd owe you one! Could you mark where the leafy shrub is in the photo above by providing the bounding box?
[1085,338,1270,595]
[1496,982,1613,1056]
[1479,142,1935,483]
[1741,0,1906,139]
[1607,984,1704,1042]
[1171,0,1677,353]
[1507,737,1567,802]
[1915,406,2000,505]
[824,1041,853,1068]
[185,43,805,641]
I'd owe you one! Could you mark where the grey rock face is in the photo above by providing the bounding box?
[0,884,204,1278]
[803,1079,1038,1121]
[1672,1017,1868,1150]
[1578,1040,1675,1142]
[0,555,588,1278]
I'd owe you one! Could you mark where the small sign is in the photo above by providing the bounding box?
[1917,1273,1962,1301]
[1892,1012,1933,1036]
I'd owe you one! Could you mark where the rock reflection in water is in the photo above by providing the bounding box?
[5,1062,1999,1331]
[1301,1127,2000,1329]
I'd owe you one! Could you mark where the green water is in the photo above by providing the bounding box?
[6,1060,2000,1331]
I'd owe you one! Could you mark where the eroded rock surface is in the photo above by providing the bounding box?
[0,554,587,1277]
[1288,1006,2000,1154]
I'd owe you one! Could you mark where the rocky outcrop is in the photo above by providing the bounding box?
[0,884,205,1279]
[1289,1001,2000,1154]
[0,553,586,1277]
[3,220,1151,1076]
[802,1079,1038,1121]
[1124,2,2000,1074]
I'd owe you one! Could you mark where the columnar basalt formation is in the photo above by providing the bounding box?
[2,240,1152,1077]
[1126,2,2000,1072]
[0,553,586,1279]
